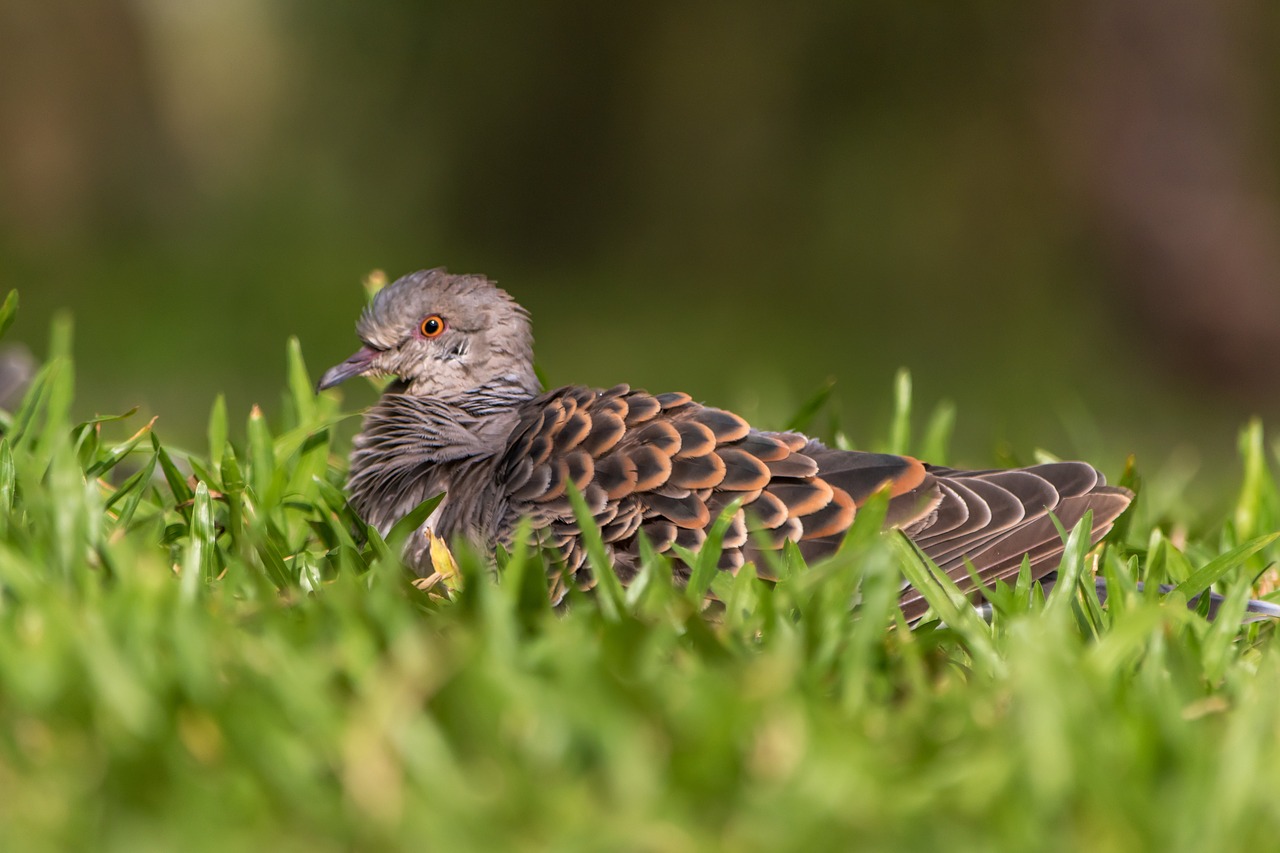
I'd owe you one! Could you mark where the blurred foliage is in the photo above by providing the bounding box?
[2,1,1280,508]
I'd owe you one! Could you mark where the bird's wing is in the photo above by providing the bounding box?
[493,386,938,600]
[492,385,1131,612]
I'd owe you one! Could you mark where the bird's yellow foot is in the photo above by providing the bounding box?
[411,529,463,598]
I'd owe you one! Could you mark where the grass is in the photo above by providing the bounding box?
[3,293,1280,852]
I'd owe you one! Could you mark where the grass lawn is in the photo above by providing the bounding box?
[3,292,1280,852]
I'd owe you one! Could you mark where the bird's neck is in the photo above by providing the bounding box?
[346,378,537,534]
[447,375,542,416]
[402,367,542,402]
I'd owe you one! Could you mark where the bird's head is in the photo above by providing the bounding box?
[317,268,539,397]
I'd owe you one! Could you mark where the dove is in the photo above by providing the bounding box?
[315,268,1173,621]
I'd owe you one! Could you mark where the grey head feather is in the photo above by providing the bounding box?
[343,267,540,398]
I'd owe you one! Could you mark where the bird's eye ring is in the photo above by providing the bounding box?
[420,315,445,338]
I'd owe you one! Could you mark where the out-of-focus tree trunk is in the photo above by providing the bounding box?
[0,0,183,242]
[1045,0,1280,390]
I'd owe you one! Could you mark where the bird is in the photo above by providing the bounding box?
[312,268,1153,622]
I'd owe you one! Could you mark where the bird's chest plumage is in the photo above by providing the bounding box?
[345,388,531,566]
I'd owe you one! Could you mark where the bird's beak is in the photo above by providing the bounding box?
[316,345,381,392]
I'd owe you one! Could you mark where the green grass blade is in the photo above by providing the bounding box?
[784,379,836,433]
[87,416,158,479]
[887,367,912,455]
[686,498,741,603]
[0,290,17,341]
[247,404,276,505]
[208,394,228,470]
[107,450,158,530]
[919,399,955,465]
[1043,513,1093,622]
[150,432,193,504]
[565,481,623,621]
[892,536,1002,677]
[1234,419,1278,542]
[1173,534,1280,603]
[285,336,317,428]
[181,481,216,601]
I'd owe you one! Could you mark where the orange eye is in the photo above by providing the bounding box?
[420,315,445,338]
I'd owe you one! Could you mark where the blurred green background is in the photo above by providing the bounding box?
[3,0,1280,505]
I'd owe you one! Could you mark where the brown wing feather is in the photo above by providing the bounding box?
[493,386,1132,610]
[898,466,1132,621]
